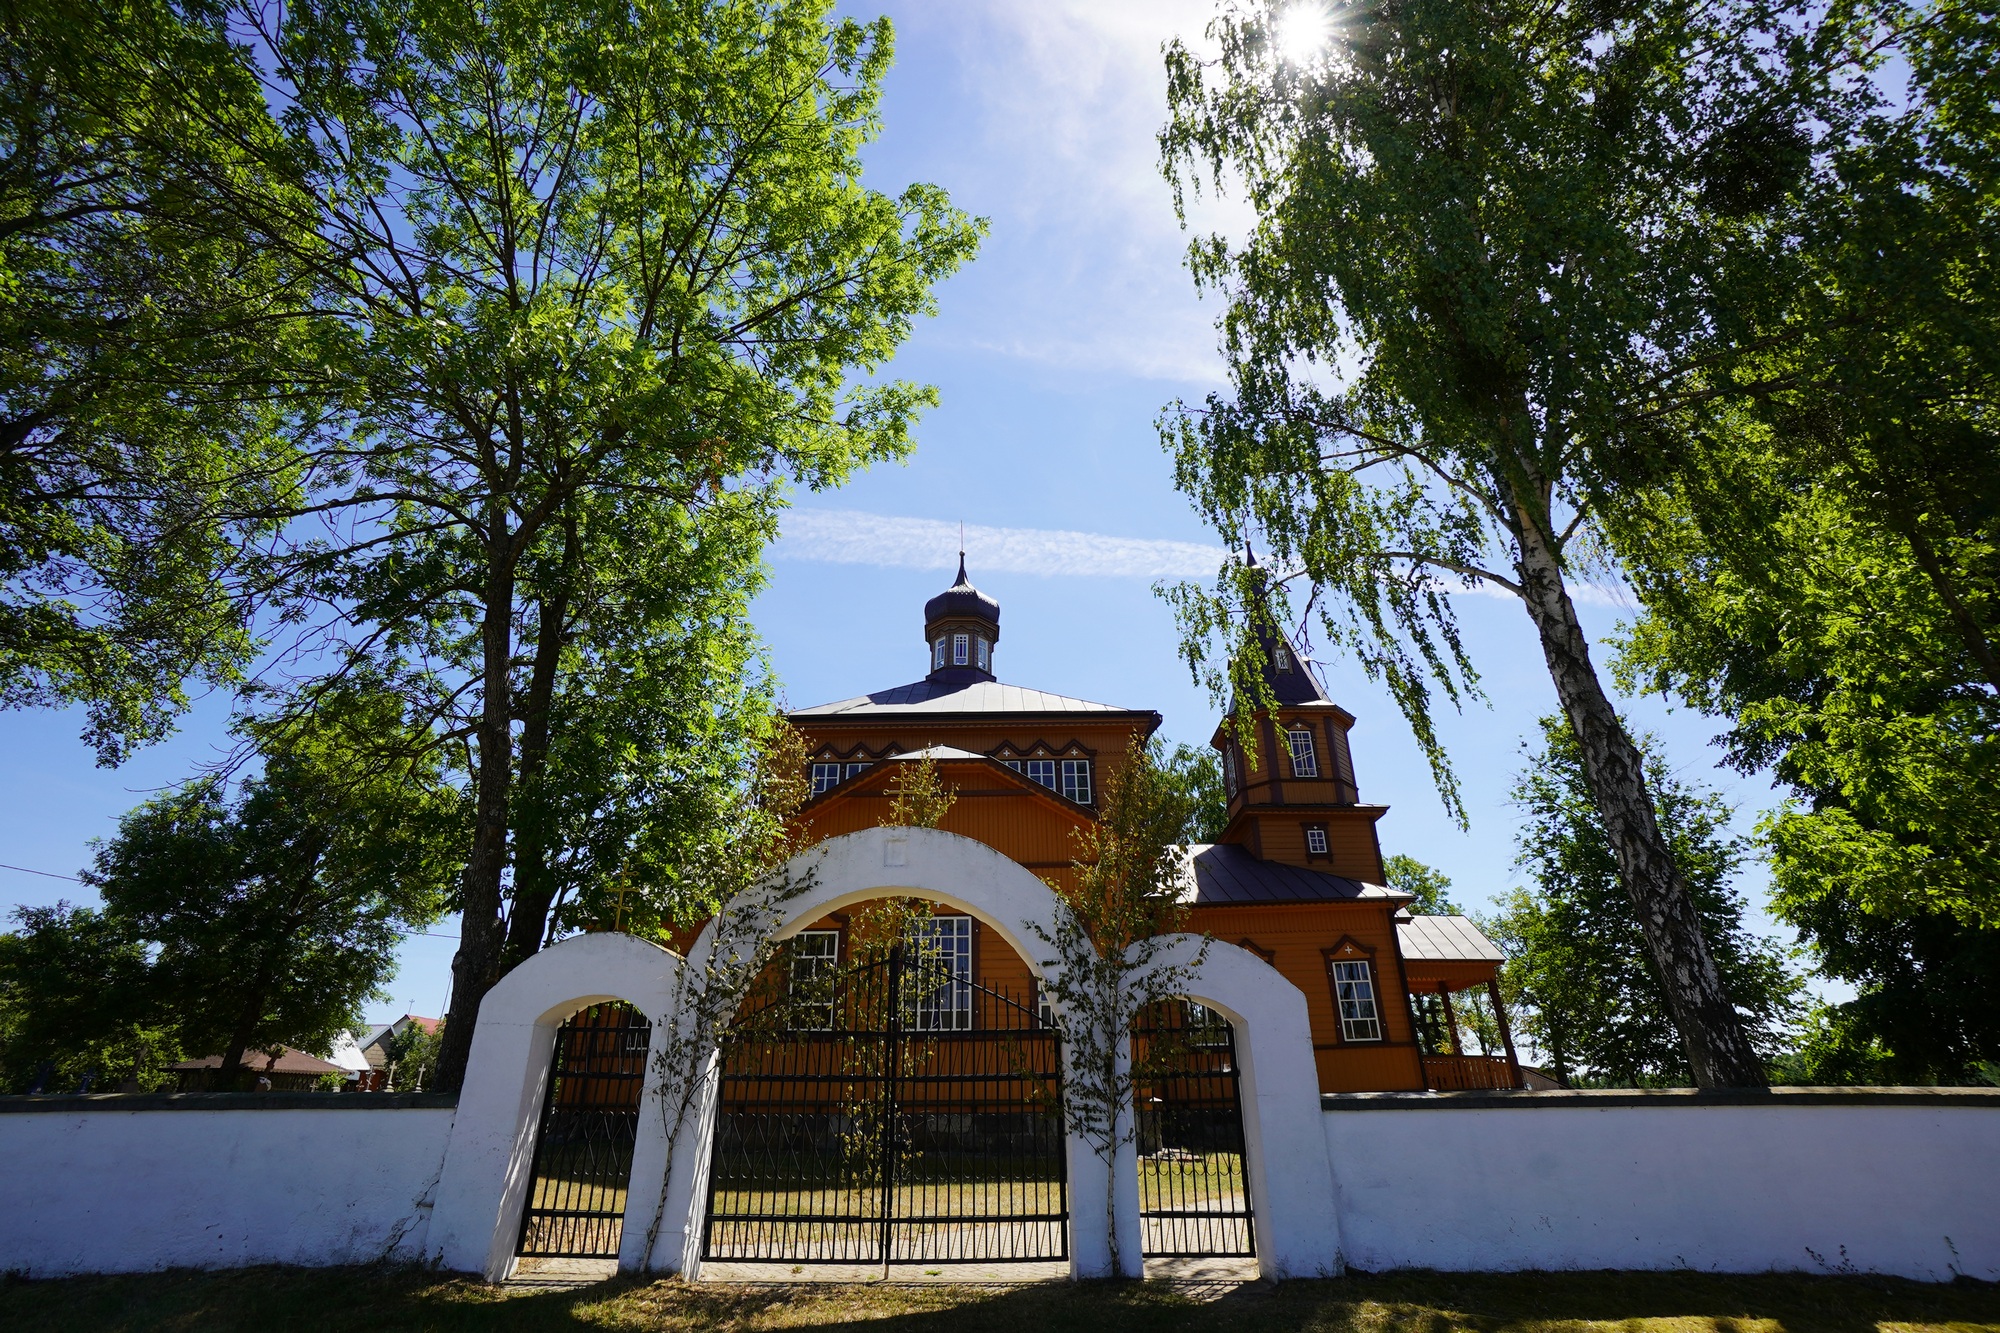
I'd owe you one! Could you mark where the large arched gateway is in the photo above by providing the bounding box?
[427,827,1340,1281]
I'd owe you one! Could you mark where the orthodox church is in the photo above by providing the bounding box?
[786,558,1524,1094]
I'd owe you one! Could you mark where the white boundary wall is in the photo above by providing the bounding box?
[0,1097,454,1277]
[1324,1089,2000,1281]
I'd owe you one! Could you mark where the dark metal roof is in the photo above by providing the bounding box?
[1254,623,1336,706]
[1174,842,1401,906]
[792,677,1156,721]
[923,554,1001,631]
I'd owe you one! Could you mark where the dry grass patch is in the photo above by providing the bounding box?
[1,1265,1996,1333]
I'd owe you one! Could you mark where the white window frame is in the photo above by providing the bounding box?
[1061,758,1092,804]
[1274,644,1293,673]
[934,636,948,669]
[1332,958,1383,1042]
[1288,726,1320,778]
[844,761,871,780]
[1018,758,1056,790]
[952,632,969,665]
[1305,825,1329,856]
[907,915,973,1031]
[976,636,989,670]
[789,929,841,1029]
[810,762,842,794]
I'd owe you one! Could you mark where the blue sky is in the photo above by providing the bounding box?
[0,0,1806,1027]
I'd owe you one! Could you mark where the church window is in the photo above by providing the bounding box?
[1061,758,1093,804]
[907,915,973,1031]
[1274,644,1293,672]
[1224,746,1239,796]
[953,632,969,665]
[934,636,948,669]
[844,762,870,780]
[1332,959,1382,1041]
[1288,726,1320,777]
[976,636,990,670]
[789,930,841,1029]
[1305,825,1329,856]
[810,762,841,794]
[1014,758,1056,789]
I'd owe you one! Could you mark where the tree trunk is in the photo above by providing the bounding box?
[434,530,520,1094]
[1509,488,1768,1088]
[502,529,576,970]
[216,963,277,1092]
[1897,512,2000,696]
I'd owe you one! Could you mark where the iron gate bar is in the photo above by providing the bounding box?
[516,1002,652,1260]
[703,939,1068,1264]
[1132,1001,1256,1260]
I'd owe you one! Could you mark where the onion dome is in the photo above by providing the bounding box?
[923,554,1000,682]
[924,553,1000,630]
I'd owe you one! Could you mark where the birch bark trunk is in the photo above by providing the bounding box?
[1507,481,1768,1088]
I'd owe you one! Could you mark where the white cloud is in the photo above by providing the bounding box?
[882,0,1251,384]
[777,508,1227,579]
[776,506,1637,607]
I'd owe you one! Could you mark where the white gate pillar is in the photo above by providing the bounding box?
[1136,935,1344,1279]
[427,932,683,1281]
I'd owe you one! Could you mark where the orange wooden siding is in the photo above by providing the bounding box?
[800,776,1090,884]
[1233,809,1387,881]
[1186,900,1426,1093]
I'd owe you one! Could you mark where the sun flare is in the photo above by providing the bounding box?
[1276,3,1335,63]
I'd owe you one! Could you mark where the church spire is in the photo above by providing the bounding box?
[923,555,1000,682]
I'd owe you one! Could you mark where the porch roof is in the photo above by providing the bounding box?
[1398,915,1505,991]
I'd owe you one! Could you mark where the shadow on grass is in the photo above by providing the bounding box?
[2,1265,1997,1333]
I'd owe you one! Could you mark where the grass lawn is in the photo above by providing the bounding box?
[2,1266,1997,1333]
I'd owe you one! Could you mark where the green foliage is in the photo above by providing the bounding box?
[881,749,959,830]
[0,0,314,761]
[0,902,181,1093]
[169,0,986,1084]
[1769,895,2000,1087]
[1605,1,2000,1085]
[1034,737,1209,1275]
[1156,0,1880,810]
[1068,738,1202,958]
[383,1021,445,1092]
[1383,855,1458,916]
[1157,741,1227,843]
[1484,717,1803,1087]
[79,687,462,1083]
[1384,854,1467,1055]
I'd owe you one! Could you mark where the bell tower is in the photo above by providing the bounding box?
[922,553,1000,684]
[1210,628,1388,882]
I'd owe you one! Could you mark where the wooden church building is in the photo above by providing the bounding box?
[785,559,1524,1094]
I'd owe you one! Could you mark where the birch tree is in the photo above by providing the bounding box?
[1159,0,1877,1086]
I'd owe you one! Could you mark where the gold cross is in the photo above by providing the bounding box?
[611,878,635,934]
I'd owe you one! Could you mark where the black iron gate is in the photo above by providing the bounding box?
[703,940,1068,1264]
[517,1002,653,1259]
[1132,1001,1256,1258]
